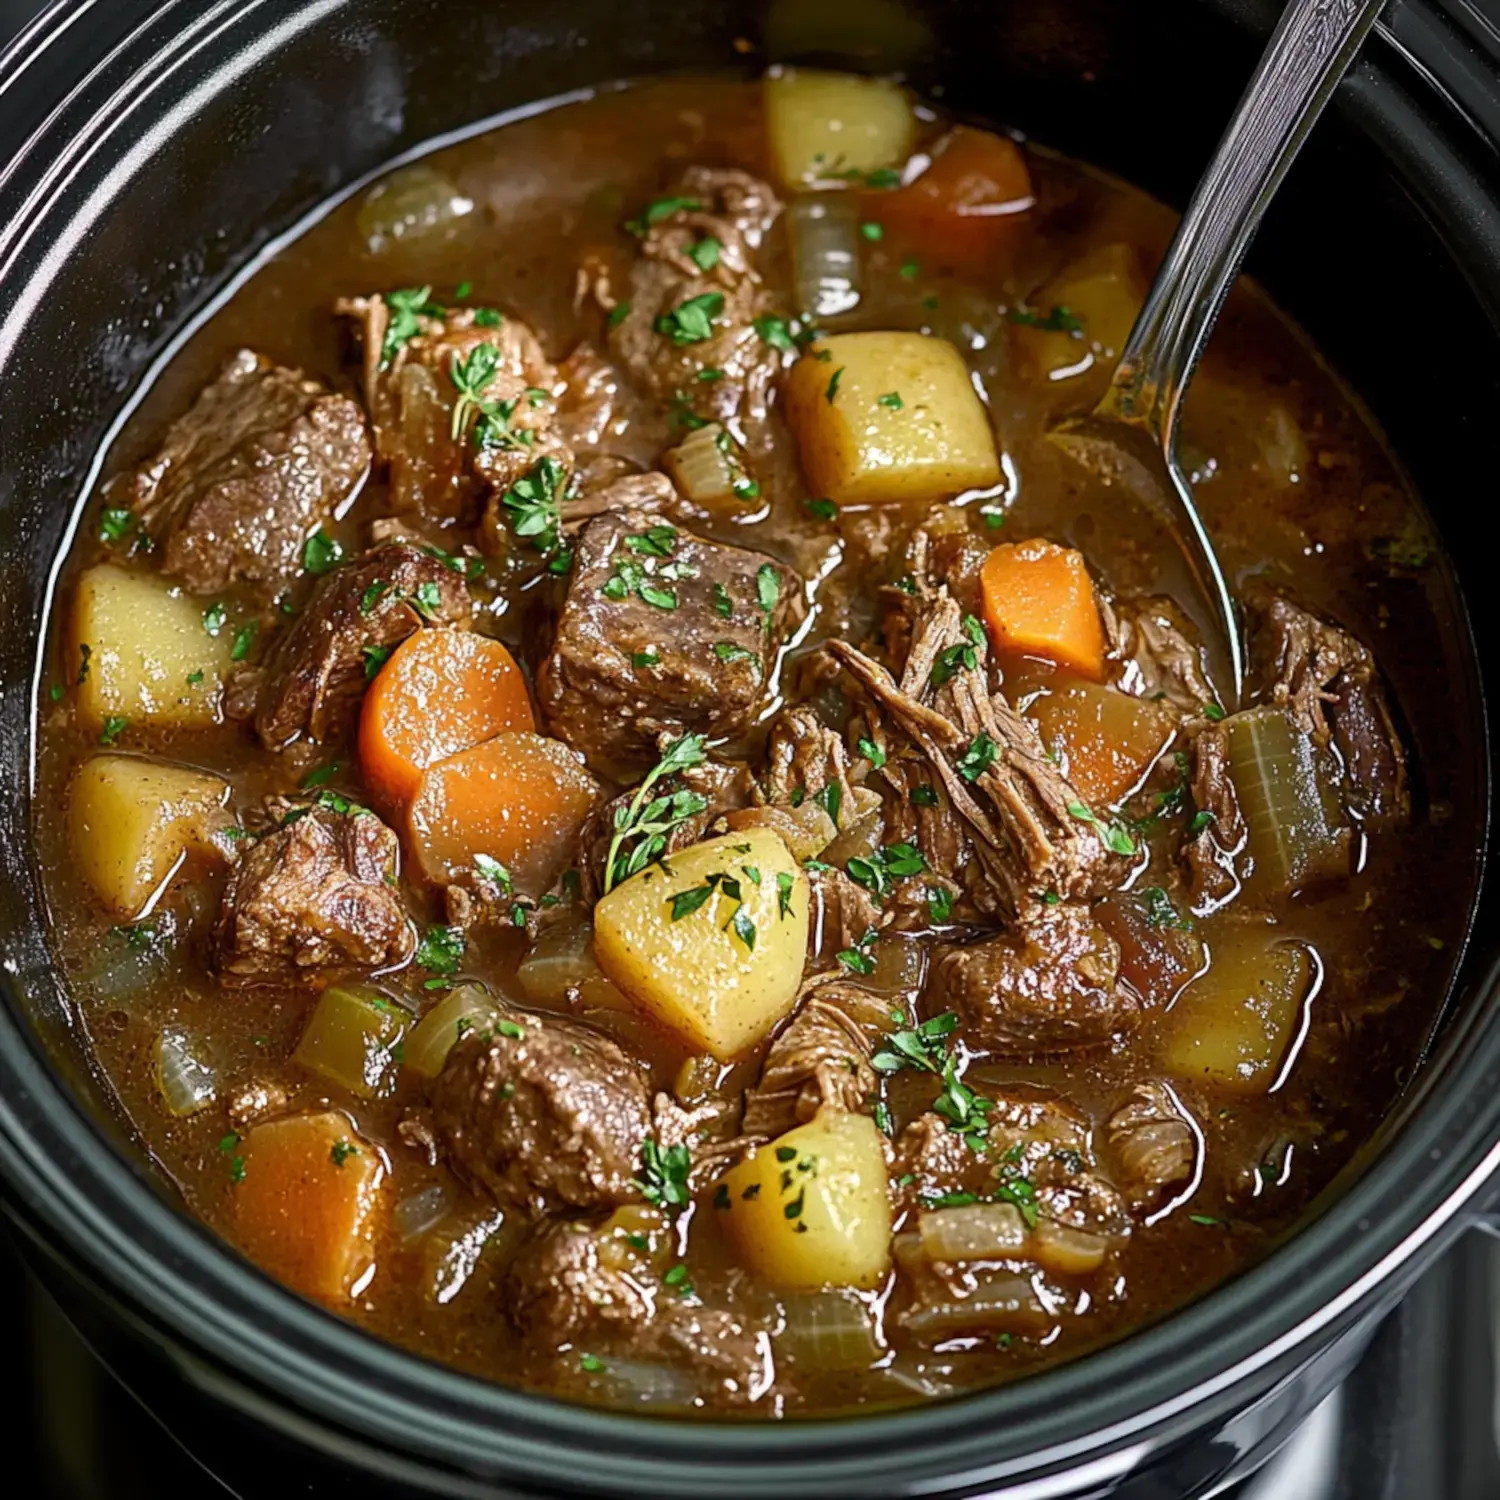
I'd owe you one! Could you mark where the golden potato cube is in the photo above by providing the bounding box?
[1012,242,1146,381]
[785,331,1001,505]
[68,753,232,919]
[717,1110,892,1291]
[765,69,915,189]
[1162,933,1314,1095]
[592,828,809,1060]
[70,564,232,732]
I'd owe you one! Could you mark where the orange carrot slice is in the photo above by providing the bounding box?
[981,539,1107,681]
[359,630,533,808]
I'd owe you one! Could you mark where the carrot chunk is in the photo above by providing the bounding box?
[232,1110,384,1303]
[406,730,600,895]
[981,539,1107,681]
[870,126,1034,270]
[359,629,534,808]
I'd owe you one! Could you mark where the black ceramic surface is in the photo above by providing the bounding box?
[1,2,1499,1496]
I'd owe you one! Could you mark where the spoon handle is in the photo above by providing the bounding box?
[1103,0,1387,438]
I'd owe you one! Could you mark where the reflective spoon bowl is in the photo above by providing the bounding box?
[1052,0,1389,706]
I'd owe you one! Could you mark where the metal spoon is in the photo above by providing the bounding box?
[1052,0,1387,704]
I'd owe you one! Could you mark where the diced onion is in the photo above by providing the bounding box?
[663,422,758,506]
[517,919,628,1010]
[900,1268,1048,1339]
[1259,403,1308,487]
[778,1291,883,1371]
[918,1203,1027,1262]
[587,1358,698,1409]
[394,1182,455,1243]
[788,195,862,319]
[356,163,474,253]
[1224,708,1348,897]
[1028,1219,1111,1276]
[153,1028,216,1117]
[403,984,498,1081]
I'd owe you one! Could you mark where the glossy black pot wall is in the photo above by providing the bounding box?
[2,2,1499,1496]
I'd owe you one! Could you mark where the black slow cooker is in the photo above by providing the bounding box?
[2,1,1499,1495]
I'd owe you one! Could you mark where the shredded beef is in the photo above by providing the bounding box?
[805,866,883,963]
[1105,1083,1197,1210]
[742,980,894,1138]
[230,542,470,748]
[428,1014,651,1215]
[338,297,563,520]
[831,590,1128,920]
[537,507,795,770]
[1251,593,1408,826]
[124,349,370,595]
[935,904,1134,1056]
[215,797,414,988]
[1105,596,1216,714]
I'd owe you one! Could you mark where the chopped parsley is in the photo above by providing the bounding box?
[711,582,733,618]
[76,643,92,684]
[579,1352,607,1374]
[473,854,513,893]
[899,256,920,280]
[302,529,344,575]
[98,715,128,746]
[805,497,838,522]
[927,885,954,924]
[860,221,884,241]
[607,300,633,331]
[910,784,939,807]
[202,602,226,637]
[1066,800,1138,857]
[816,780,842,830]
[1202,702,1227,722]
[655,291,725,346]
[423,543,486,580]
[230,623,257,662]
[752,315,798,354]
[847,842,929,899]
[381,285,445,365]
[362,644,393,679]
[98,507,136,543]
[930,615,987,688]
[633,650,661,669]
[686,235,721,271]
[1188,809,1218,837]
[755,563,781,622]
[878,391,904,410]
[415,925,465,977]
[330,1139,359,1168]
[1140,885,1188,930]
[825,367,844,404]
[498,454,566,556]
[301,762,341,789]
[956,731,998,783]
[776,871,796,920]
[858,737,886,770]
[604,733,709,892]
[635,1137,692,1213]
[714,641,756,665]
[624,195,701,237]
[410,581,443,620]
[1006,303,1084,336]
[836,925,880,976]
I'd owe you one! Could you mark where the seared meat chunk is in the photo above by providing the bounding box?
[1182,719,1245,906]
[124,349,370,595]
[1252,593,1408,826]
[743,980,894,1138]
[338,296,562,519]
[215,797,413,988]
[804,866,883,964]
[599,167,785,439]
[537,507,795,769]
[1106,1083,1197,1210]
[832,590,1129,920]
[506,1217,773,1405]
[233,543,470,748]
[935,905,1133,1056]
[429,1013,651,1215]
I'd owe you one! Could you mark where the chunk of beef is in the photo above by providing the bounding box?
[742,980,894,1138]
[1105,596,1216,714]
[596,167,785,439]
[506,1218,773,1405]
[1181,720,1245,906]
[231,543,470,748]
[338,297,563,519]
[832,590,1128,920]
[935,905,1133,1056]
[215,797,414,988]
[805,866,883,964]
[882,521,991,669]
[123,349,370,595]
[1105,1083,1197,1211]
[429,1013,651,1215]
[1251,593,1408,826]
[537,507,795,770]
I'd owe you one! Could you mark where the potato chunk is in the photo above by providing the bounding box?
[592,828,809,1059]
[717,1110,892,1291]
[785,332,1000,505]
[233,1110,384,1303]
[70,564,231,731]
[1012,242,1146,382]
[1162,931,1314,1094]
[765,69,914,189]
[68,753,232,918]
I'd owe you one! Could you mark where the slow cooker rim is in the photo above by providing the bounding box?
[1,0,1498,1491]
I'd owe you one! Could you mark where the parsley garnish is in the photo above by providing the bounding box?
[686,236,721,271]
[1202,702,1227,722]
[1188,809,1217,837]
[847,842,929,899]
[836,926,880,976]
[776,871,796,920]
[878,391,904,410]
[230,623,257,663]
[633,650,660,668]
[805,497,838,521]
[910,785,939,807]
[202,602,226,637]
[302,529,343,575]
[381,285,442,365]
[635,1137,692,1212]
[98,715,127,746]
[1066,800,1138,856]
[956,731,997,783]
[449,342,501,440]
[858,737,886,770]
[1006,303,1084,336]
[714,641,756,665]
[927,886,953,924]
[860,221,884,240]
[99,507,135,543]
[330,1139,359,1168]
[825,367,844,404]
[930,615,987,688]
[655,292,724,346]
[625,195,701,237]
[753,315,798,354]
[604,733,709,892]
[362,644,393,679]
[1140,885,1188,930]
[498,454,566,557]
[711,582,733,618]
[415,925,465,976]
[755,563,781,623]
[473,854,513,893]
